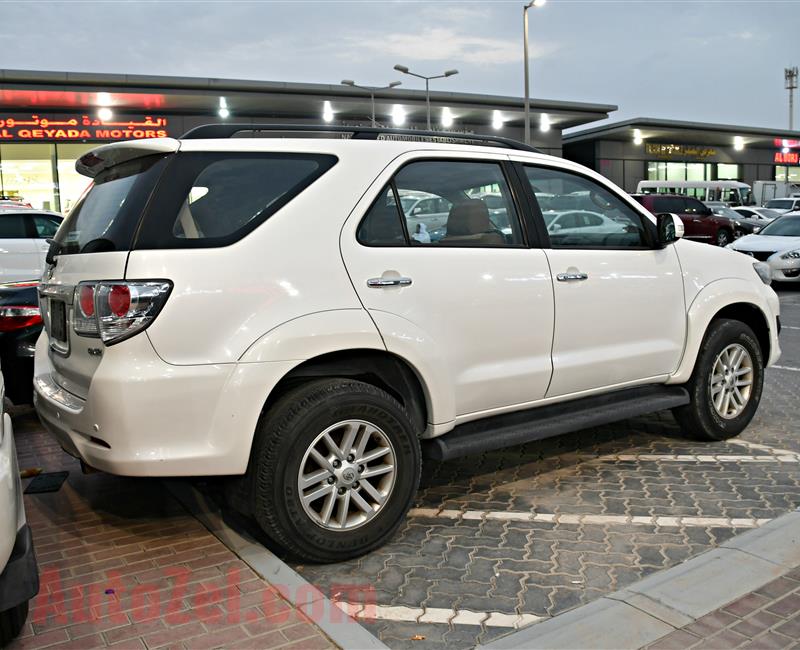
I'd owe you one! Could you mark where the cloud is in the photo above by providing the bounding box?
[342,27,559,66]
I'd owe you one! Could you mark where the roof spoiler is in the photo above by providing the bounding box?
[76,138,180,178]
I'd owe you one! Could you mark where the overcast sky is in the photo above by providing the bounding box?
[1,0,798,131]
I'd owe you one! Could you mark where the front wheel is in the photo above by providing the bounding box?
[249,379,421,563]
[673,319,764,440]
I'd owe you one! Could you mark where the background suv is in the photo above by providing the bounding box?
[632,193,737,246]
[32,126,780,562]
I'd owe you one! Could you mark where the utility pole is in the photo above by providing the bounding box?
[786,67,798,130]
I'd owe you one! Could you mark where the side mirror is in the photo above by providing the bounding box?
[656,213,684,246]
[551,223,562,232]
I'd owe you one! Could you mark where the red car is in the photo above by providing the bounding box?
[631,193,737,246]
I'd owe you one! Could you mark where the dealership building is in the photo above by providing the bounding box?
[0,68,616,212]
[1,68,799,212]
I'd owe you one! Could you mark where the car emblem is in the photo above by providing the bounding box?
[342,469,355,482]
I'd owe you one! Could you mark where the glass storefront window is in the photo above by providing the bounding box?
[776,166,800,182]
[717,163,739,180]
[0,143,56,210]
[56,143,97,213]
[666,162,685,181]
[686,163,704,181]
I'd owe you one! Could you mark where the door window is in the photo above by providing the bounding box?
[524,166,649,248]
[0,214,28,239]
[358,160,524,247]
[682,198,707,215]
[31,215,61,238]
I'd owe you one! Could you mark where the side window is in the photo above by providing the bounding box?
[683,199,706,215]
[357,186,406,246]
[524,166,649,248]
[32,215,61,238]
[359,160,524,247]
[0,214,28,239]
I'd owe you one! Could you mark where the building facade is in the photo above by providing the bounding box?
[0,69,616,212]
[563,118,800,194]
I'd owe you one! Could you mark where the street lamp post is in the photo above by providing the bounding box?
[523,0,546,146]
[340,80,402,127]
[393,65,459,130]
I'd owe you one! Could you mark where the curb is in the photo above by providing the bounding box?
[479,509,800,650]
[165,480,388,650]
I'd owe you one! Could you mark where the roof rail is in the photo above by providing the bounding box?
[179,123,543,153]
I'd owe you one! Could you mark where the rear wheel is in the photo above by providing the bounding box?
[673,319,764,440]
[716,229,732,246]
[249,379,421,562]
[0,600,29,646]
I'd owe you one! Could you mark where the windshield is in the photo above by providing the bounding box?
[766,199,794,210]
[54,154,169,255]
[740,189,754,206]
[758,215,800,237]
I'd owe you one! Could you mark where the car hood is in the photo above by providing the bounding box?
[730,234,800,252]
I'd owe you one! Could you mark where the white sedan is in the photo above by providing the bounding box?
[728,213,800,281]
[731,206,781,223]
[542,209,627,235]
[0,210,63,283]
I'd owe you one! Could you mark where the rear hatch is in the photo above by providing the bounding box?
[40,140,178,399]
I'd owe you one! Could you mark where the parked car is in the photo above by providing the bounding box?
[0,197,33,211]
[728,214,800,282]
[0,210,63,283]
[707,205,760,237]
[631,193,738,246]
[0,282,41,405]
[33,126,781,562]
[764,197,800,214]
[543,210,627,237]
[732,206,780,222]
[0,364,39,645]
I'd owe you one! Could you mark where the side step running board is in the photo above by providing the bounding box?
[422,385,690,462]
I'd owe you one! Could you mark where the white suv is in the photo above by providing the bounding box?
[33,126,781,562]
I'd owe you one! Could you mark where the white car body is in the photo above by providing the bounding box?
[0,210,63,283]
[32,135,781,478]
[764,197,800,214]
[728,217,800,281]
[732,207,779,222]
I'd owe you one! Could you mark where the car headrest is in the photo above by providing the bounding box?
[446,200,492,236]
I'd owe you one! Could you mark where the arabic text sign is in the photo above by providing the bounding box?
[0,114,171,141]
[645,143,717,159]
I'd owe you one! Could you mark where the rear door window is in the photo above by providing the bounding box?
[0,214,28,239]
[136,153,337,249]
[31,214,62,238]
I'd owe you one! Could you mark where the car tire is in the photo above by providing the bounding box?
[0,600,29,646]
[715,229,732,246]
[249,378,421,563]
[672,319,764,441]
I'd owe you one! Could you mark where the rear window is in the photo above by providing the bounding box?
[766,199,793,209]
[54,154,168,255]
[0,214,28,239]
[135,152,337,249]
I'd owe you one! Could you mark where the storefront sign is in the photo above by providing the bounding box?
[645,143,717,158]
[775,151,800,164]
[0,114,170,141]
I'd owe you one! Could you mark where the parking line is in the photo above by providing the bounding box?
[333,601,544,628]
[728,439,800,458]
[583,452,800,463]
[409,509,772,529]
[772,364,800,372]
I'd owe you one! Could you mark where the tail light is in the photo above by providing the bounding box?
[73,281,172,345]
[0,306,42,332]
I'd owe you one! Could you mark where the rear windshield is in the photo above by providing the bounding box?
[766,199,794,209]
[53,154,168,255]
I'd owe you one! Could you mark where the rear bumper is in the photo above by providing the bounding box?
[0,525,39,613]
[33,332,296,476]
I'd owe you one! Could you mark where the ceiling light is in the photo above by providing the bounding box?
[392,105,406,126]
[492,110,503,130]
[734,136,744,151]
[441,107,454,128]
[218,97,230,119]
[783,146,791,154]
[540,113,551,132]
[96,92,112,107]
[323,101,334,123]
[97,107,113,121]
[633,128,643,145]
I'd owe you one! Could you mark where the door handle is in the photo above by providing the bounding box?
[556,272,589,282]
[367,277,413,288]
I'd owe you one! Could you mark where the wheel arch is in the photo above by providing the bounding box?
[669,278,777,385]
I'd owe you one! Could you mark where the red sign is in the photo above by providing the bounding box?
[774,138,800,149]
[0,114,170,141]
[775,151,800,164]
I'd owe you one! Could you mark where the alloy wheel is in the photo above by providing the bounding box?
[297,419,397,530]
[709,343,753,419]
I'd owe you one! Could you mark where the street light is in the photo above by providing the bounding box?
[393,64,459,130]
[340,80,402,127]
[523,0,547,145]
